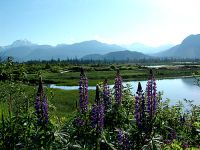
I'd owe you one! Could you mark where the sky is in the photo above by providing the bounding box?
[1,0,200,46]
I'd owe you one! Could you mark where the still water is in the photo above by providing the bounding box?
[50,78,200,105]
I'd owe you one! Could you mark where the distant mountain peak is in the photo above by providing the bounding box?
[123,42,174,54]
[181,34,200,46]
[154,34,200,58]
[82,50,150,61]
[73,40,108,45]
[10,40,34,47]
[84,40,98,42]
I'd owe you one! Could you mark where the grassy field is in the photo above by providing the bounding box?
[1,62,200,118]
[27,65,200,86]
[0,83,96,118]
[47,88,96,117]
[1,60,200,86]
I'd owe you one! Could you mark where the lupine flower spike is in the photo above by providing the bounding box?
[135,82,145,128]
[116,129,130,150]
[146,69,157,119]
[114,69,123,105]
[74,117,85,127]
[35,77,49,125]
[91,85,104,132]
[79,68,89,113]
[103,79,111,110]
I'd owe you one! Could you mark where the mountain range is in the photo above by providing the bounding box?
[82,50,150,60]
[155,34,200,58]
[0,40,126,61]
[123,43,174,54]
[1,34,200,61]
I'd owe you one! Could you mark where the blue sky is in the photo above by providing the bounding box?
[1,0,200,46]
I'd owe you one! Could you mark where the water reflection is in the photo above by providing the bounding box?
[133,78,200,105]
[49,78,200,105]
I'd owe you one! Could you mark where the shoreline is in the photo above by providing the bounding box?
[51,75,200,87]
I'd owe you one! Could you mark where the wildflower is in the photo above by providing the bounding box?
[146,69,157,118]
[79,68,89,113]
[103,79,111,110]
[116,129,130,150]
[35,77,49,124]
[136,82,143,95]
[169,130,177,140]
[91,104,98,128]
[90,104,104,132]
[135,95,141,127]
[135,82,145,128]
[117,129,124,145]
[41,97,48,124]
[164,139,172,145]
[182,142,189,149]
[98,103,104,132]
[74,117,85,127]
[90,85,104,132]
[114,69,123,105]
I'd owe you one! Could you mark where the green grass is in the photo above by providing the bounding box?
[28,66,200,86]
[47,88,96,117]
[37,69,148,86]
[0,102,9,119]
[0,82,96,118]
[2,62,200,86]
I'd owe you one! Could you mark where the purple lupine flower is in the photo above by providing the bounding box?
[123,134,130,150]
[146,69,157,118]
[135,95,141,127]
[182,142,189,149]
[164,139,172,145]
[91,104,98,128]
[169,130,177,140]
[117,129,124,145]
[90,85,105,132]
[116,129,130,150]
[98,103,104,132]
[103,79,111,110]
[42,96,49,124]
[136,82,143,95]
[152,78,157,114]
[79,68,89,113]
[35,78,49,124]
[91,104,104,132]
[114,69,123,105]
[74,117,85,127]
[35,97,41,115]
[135,82,145,128]
[141,93,145,119]
[146,78,152,116]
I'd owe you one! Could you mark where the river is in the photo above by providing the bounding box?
[49,78,200,105]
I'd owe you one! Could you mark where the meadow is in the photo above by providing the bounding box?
[14,59,200,86]
[0,58,200,149]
